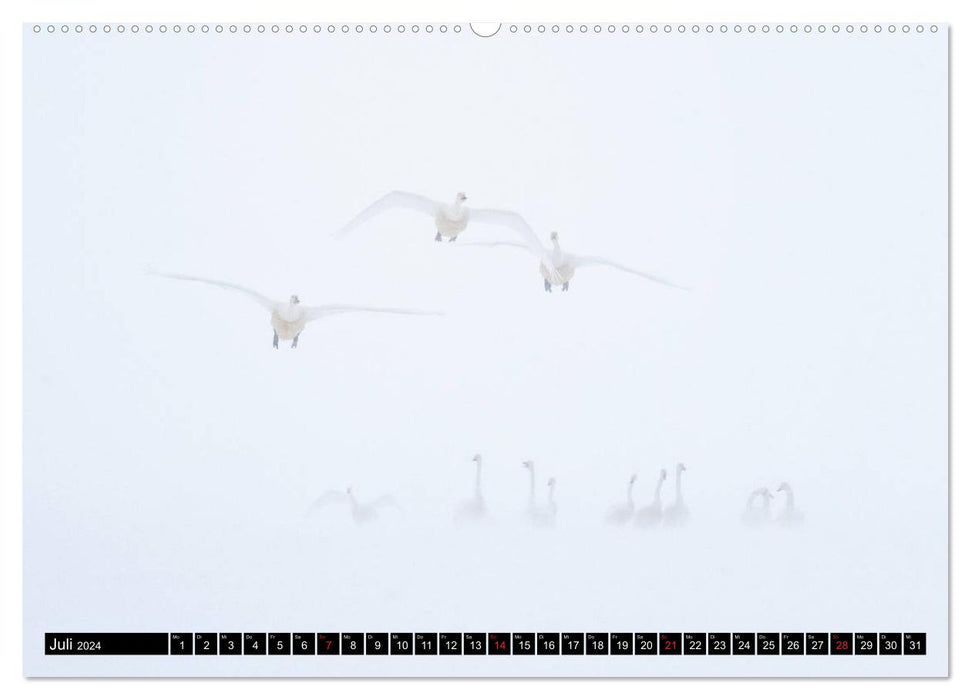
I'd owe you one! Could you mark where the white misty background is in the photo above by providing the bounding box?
[23,27,946,676]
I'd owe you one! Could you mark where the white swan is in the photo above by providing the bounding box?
[634,469,666,528]
[741,487,774,527]
[522,460,539,515]
[454,454,487,522]
[149,271,440,348]
[308,487,399,524]
[662,462,690,526]
[335,191,532,243]
[606,474,638,525]
[530,477,558,528]
[775,482,804,526]
[467,223,686,292]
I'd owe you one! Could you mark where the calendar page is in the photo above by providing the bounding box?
[22,21,948,677]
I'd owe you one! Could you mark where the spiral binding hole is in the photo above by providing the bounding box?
[29,22,944,37]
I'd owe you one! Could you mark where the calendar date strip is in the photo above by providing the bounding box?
[45,632,926,656]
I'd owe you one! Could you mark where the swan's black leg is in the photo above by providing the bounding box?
[449,236,457,242]
[562,282,570,292]
[544,279,552,293]
[273,331,279,349]
[291,333,300,349]
[435,232,442,242]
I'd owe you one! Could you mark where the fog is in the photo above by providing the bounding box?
[23,25,947,676]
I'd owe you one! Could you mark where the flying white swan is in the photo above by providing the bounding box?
[454,453,487,522]
[148,271,440,348]
[775,482,804,526]
[335,191,532,243]
[466,223,686,292]
[606,474,638,525]
[308,486,398,525]
[741,487,774,527]
[662,462,690,526]
[634,469,666,528]
[530,477,558,528]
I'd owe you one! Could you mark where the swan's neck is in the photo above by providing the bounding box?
[448,200,464,216]
[547,484,555,505]
[654,475,665,503]
[474,462,482,497]
[528,470,535,506]
[626,480,635,507]
[674,469,683,504]
[783,488,794,511]
[551,239,562,255]
[348,492,358,508]
[746,492,759,509]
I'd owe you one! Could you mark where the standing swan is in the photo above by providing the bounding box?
[606,474,638,525]
[466,220,686,292]
[530,478,558,528]
[634,469,667,528]
[308,487,398,525]
[522,460,539,516]
[335,191,533,243]
[662,463,690,526]
[454,454,487,522]
[775,482,804,526]
[148,271,440,348]
[741,487,774,527]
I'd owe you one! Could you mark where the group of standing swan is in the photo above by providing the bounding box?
[305,460,806,530]
[742,482,803,527]
[336,190,687,294]
[453,455,558,527]
[522,460,558,527]
[606,463,689,528]
[454,455,700,529]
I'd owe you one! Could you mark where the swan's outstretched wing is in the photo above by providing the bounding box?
[303,304,443,322]
[467,209,547,256]
[149,271,278,310]
[571,255,688,290]
[461,240,534,254]
[307,490,349,513]
[370,494,400,510]
[335,191,441,237]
